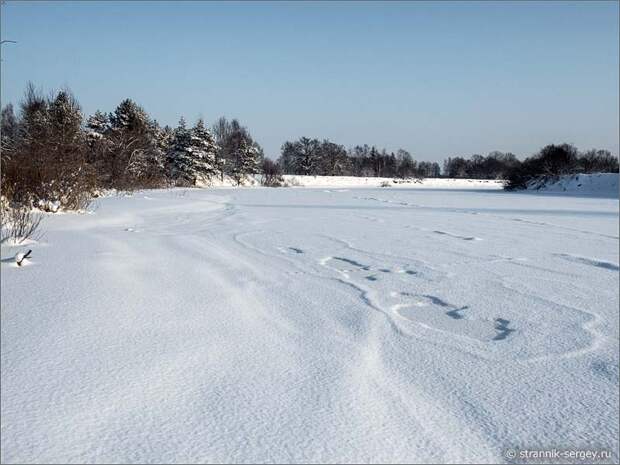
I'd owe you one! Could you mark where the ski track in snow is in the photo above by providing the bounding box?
[1,186,618,463]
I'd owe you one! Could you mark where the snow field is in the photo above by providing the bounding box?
[1,183,618,463]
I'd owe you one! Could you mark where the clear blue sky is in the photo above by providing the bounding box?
[1,1,618,160]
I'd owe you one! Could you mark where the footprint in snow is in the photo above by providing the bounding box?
[277,246,304,255]
[394,293,515,342]
[331,256,371,271]
[493,318,515,341]
[321,256,421,284]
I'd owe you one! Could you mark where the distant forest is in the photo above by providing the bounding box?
[1,85,618,212]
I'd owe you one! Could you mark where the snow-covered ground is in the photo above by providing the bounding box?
[1,184,618,463]
[281,175,505,189]
[203,174,505,190]
[525,173,619,197]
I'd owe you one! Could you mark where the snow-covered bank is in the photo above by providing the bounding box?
[525,173,619,197]
[200,173,620,196]
[202,174,505,190]
[1,188,618,463]
[282,175,505,189]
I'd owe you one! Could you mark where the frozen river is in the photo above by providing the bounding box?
[2,186,618,463]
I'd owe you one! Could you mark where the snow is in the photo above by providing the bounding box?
[203,174,505,189]
[283,175,505,189]
[1,185,618,463]
[13,251,30,266]
[37,199,61,213]
[0,237,38,247]
[525,173,619,197]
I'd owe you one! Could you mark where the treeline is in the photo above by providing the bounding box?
[278,137,440,178]
[277,139,618,185]
[443,152,520,179]
[1,84,618,214]
[1,84,264,210]
[504,144,619,189]
[443,146,618,186]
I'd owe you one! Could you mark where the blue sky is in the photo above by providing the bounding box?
[1,1,618,160]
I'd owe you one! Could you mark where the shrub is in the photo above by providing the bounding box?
[261,158,285,187]
[504,143,617,190]
[0,202,43,245]
[579,149,619,173]
[1,85,97,210]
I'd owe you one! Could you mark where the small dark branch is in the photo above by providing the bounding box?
[16,249,32,266]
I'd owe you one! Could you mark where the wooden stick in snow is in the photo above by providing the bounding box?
[16,249,32,267]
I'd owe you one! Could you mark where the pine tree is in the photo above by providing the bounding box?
[85,110,109,140]
[190,118,218,181]
[156,124,174,153]
[169,118,218,185]
[103,99,165,187]
[130,119,165,182]
[231,139,261,185]
[167,117,190,182]
[211,117,264,178]
[109,99,149,132]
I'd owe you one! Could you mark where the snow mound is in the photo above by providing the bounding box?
[527,173,619,197]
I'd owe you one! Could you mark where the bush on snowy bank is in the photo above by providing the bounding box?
[37,199,60,213]
[504,144,618,190]
[0,197,43,245]
[260,159,285,187]
[1,86,98,212]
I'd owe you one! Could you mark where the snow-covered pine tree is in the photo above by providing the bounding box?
[231,139,261,185]
[190,118,218,182]
[210,117,264,180]
[167,117,188,182]
[109,99,149,132]
[168,118,218,185]
[156,124,174,154]
[104,99,165,187]
[133,119,166,183]
[85,110,109,141]
[48,91,82,136]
